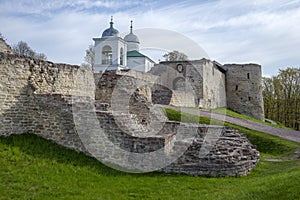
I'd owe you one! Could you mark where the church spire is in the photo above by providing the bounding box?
[130,20,133,34]
[124,19,140,51]
[110,16,114,27]
[101,16,119,37]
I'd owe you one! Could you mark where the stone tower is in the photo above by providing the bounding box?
[225,64,264,121]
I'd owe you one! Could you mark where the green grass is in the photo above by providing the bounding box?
[209,107,292,130]
[1,133,300,200]
[1,109,300,199]
[187,106,291,130]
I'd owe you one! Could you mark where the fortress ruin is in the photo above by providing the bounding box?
[0,36,260,176]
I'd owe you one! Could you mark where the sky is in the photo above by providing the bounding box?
[0,0,300,76]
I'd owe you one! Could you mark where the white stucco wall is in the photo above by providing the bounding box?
[93,37,127,72]
[127,57,155,72]
[145,58,155,72]
[127,42,139,52]
[127,57,145,71]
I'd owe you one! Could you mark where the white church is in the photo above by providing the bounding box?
[93,17,155,73]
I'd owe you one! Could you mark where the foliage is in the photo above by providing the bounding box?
[163,50,188,61]
[82,44,95,70]
[12,41,47,61]
[262,68,300,130]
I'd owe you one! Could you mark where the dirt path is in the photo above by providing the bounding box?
[160,105,300,143]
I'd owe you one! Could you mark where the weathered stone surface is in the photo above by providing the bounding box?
[162,126,259,176]
[0,51,94,153]
[0,38,14,54]
[150,59,227,108]
[0,39,260,177]
[225,64,265,121]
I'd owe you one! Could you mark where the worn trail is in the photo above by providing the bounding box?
[161,105,300,143]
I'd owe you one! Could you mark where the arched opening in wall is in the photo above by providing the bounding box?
[102,45,112,64]
[120,48,124,65]
[247,73,250,79]
[173,77,186,91]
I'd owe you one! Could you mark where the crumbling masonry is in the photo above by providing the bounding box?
[0,38,260,176]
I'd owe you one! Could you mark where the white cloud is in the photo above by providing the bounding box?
[0,0,299,75]
[0,0,149,16]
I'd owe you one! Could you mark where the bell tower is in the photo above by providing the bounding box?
[93,16,127,73]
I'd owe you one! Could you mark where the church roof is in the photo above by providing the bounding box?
[127,50,145,57]
[124,20,139,43]
[124,33,139,43]
[102,17,119,38]
[127,50,155,63]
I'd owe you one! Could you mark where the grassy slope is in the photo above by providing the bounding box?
[164,108,299,158]
[209,107,291,130]
[1,109,300,199]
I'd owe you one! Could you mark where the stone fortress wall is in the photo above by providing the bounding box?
[225,64,265,121]
[150,59,227,108]
[150,59,264,121]
[0,39,260,176]
[150,61,199,107]
[200,60,227,108]
[0,41,95,152]
[0,38,14,54]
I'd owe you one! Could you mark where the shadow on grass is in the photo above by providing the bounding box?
[0,133,173,178]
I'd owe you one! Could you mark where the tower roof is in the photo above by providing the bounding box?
[124,20,139,43]
[102,16,119,38]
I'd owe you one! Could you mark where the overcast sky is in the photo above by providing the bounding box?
[1,0,300,76]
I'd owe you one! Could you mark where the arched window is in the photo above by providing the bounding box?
[102,45,112,64]
[173,77,185,90]
[120,48,124,65]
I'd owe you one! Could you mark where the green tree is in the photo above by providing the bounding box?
[12,41,47,61]
[163,50,188,61]
[35,53,47,60]
[81,44,95,70]
[263,67,300,130]
[262,77,274,118]
[13,41,35,57]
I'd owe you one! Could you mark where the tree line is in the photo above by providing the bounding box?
[12,41,47,60]
[0,34,47,60]
[262,67,300,130]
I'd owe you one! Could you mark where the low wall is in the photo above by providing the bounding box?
[162,124,259,176]
[0,52,94,153]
